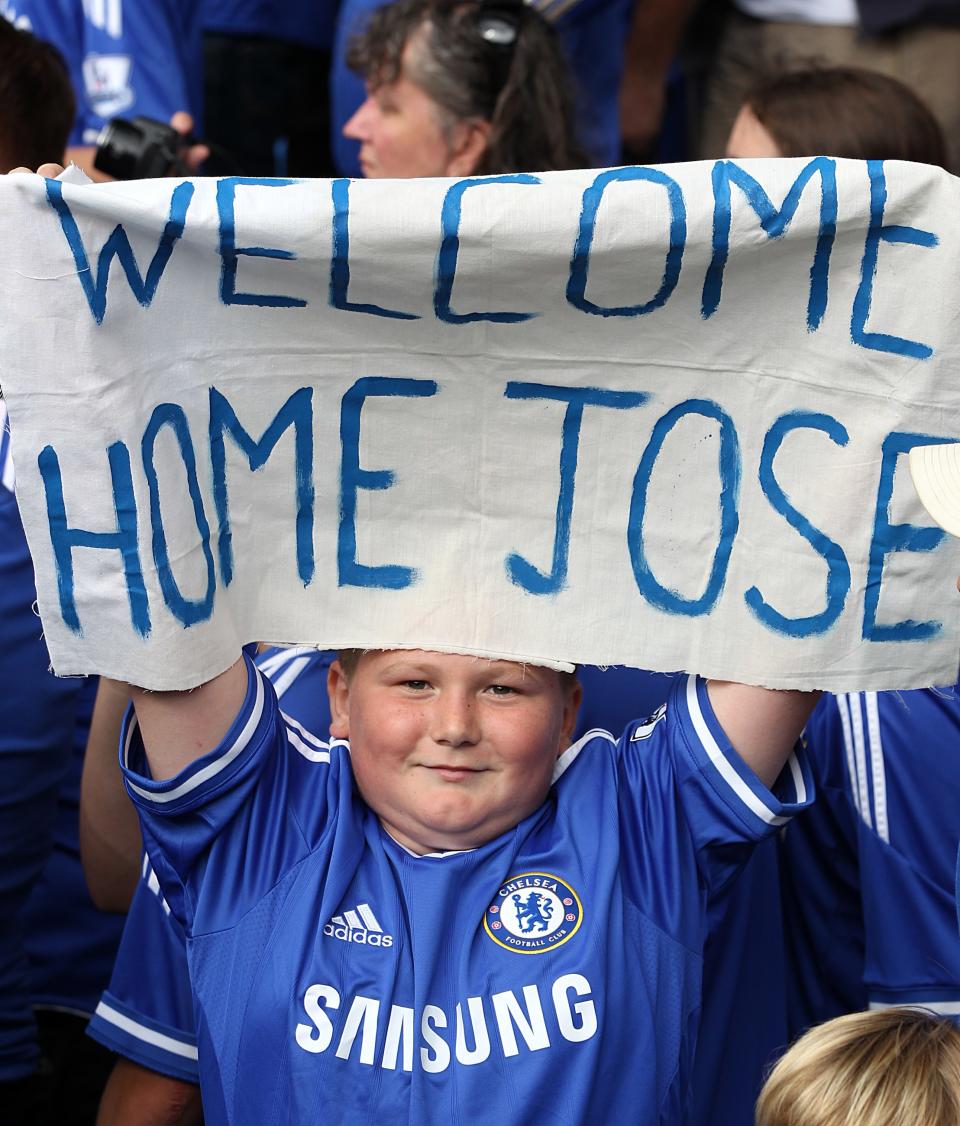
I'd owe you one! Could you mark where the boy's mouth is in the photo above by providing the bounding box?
[422,764,487,781]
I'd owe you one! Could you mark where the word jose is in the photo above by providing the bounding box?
[36,378,947,647]
[45,158,938,362]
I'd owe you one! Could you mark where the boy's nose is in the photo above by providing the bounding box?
[430,690,480,747]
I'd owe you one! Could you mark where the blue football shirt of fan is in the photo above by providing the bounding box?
[121,657,812,1124]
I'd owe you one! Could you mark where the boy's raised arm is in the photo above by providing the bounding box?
[706,680,820,789]
[128,656,248,782]
[80,678,141,910]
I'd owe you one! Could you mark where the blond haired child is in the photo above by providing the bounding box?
[756,1008,960,1126]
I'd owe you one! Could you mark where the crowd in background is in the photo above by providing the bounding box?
[3,1,960,1124]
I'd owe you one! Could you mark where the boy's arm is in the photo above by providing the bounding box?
[80,678,141,910]
[707,680,820,789]
[96,1058,202,1126]
[128,657,248,782]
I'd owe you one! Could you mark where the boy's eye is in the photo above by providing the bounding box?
[486,684,517,696]
[402,680,429,691]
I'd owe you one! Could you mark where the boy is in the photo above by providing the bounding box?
[121,644,815,1124]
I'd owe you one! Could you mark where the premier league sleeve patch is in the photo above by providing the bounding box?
[82,54,134,119]
[484,873,583,953]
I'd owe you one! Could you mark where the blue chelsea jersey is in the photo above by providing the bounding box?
[6,0,203,145]
[87,854,199,1081]
[796,688,960,1020]
[121,658,811,1124]
[87,644,336,1081]
[88,659,670,1085]
[577,667,790,1126]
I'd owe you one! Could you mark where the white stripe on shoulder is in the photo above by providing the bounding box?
[270,655,312,699]
[283,717,331,764]
[552,727,613,783]
[125,670,265,804]
[848,692,873,830]
[787,751,807,805]
[836,694,860,814]
[865,691,889,843]
[93,1001,198,1060]
[685,675,787,826]
[142,860,172,915]
[1,400,15,492]
[281,711,328,749]
[256,645,318,678]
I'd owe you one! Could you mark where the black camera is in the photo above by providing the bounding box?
[94,116,196,180]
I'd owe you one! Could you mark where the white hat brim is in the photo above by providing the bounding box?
[909,442,960,538]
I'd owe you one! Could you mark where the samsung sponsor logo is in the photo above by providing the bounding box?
[294,973,597,1071]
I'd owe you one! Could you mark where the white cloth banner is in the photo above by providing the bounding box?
[1,159,959,691]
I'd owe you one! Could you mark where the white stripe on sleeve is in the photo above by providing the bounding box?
[93,1001,198,1060]
[848,692,873,830]
[125,670,265,804]
[686,676,786,827]
[865,691,890,843]
[836,694,861,817]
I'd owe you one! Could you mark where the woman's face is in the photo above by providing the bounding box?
[343,41,489,178]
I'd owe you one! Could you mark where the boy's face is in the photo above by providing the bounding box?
[328,650,581,855]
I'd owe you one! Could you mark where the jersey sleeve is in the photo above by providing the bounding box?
[613,674,814,941]
[86,856,198,1083]
[120,653,347,937]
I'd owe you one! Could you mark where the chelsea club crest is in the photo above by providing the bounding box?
[484,872,583,953]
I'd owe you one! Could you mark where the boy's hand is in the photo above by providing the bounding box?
[130,656,248,781]
[9,163,65,176]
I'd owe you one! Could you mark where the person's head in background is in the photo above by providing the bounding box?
[727,66,947,168]
[343,0,588,178]
[755,1008,960,1126]
[0,19,75,174]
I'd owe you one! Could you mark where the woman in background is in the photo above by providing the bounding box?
[343,0,589,178]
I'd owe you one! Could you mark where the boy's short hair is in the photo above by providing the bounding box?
[336,649,579,691]
[756,1008,960,1126]
[0,19,75,173]
[336,648,366,681]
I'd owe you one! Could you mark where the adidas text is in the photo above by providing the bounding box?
[324,923,394,948]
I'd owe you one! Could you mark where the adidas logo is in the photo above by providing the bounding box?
[324,903,394,948]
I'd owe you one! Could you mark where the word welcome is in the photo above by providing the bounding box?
[45,159,938,361]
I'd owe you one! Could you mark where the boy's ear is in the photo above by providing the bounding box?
[327,660,351,739]
[558,678,583,754]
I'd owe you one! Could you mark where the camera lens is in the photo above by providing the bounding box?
[94,119,147,180]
